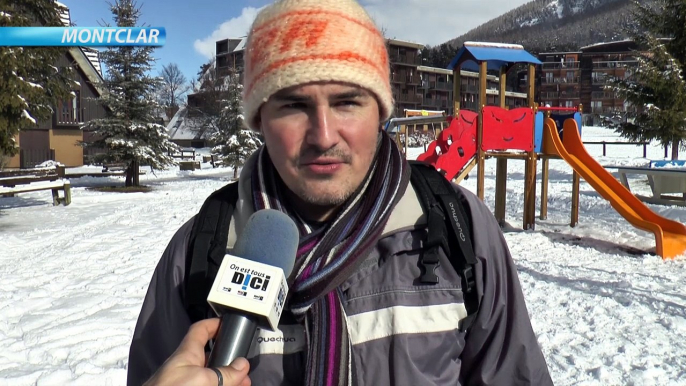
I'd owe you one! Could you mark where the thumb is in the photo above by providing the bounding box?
[214,357,251,386]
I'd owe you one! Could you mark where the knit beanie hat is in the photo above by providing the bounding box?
[242,0,393,130]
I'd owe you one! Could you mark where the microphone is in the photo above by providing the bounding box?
[206,209,299,367]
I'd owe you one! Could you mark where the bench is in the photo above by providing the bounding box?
[169,148,197,160]
[179,161,201,171]
[610,165,686,206]
[0,166,71,206]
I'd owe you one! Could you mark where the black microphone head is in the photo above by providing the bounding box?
[232,209,299,277]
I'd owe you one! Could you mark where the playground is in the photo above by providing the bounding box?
[395,41,686,260]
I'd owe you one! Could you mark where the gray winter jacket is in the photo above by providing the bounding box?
[127,158,554,386]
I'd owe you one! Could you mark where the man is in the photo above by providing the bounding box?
[128,0,554,385]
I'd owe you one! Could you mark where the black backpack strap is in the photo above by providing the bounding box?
[184,181,240,323]
[409,161,480,332]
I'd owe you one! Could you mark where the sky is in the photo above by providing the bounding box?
[65,0,533,84]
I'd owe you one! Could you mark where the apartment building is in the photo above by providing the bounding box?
[215,37,246,81]
[387,39,424,115]
[538,51,582,109]
[581,41,639,119]
[538,41,642,124]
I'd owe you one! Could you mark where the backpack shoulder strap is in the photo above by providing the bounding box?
[409,161,480,332]
[184,181,240,323]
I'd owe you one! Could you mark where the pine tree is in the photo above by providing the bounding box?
[0,0,75,162]
[188,62,261,178]
[608,0,686,160]
[81,0,178,186]
[208,68,261,178]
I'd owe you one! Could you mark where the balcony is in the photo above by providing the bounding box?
[422,98,449,109]
[434,81,452,91]
[592,60,637,69]
[541,91,559,99]
[541,77,580,85]
[592,76,619,85]
[542,62,581,70]
[391,74,420,84]
[461,84,479,94]
[559,91,580,99]
[590,106,627,114]
[389,54,422,66]
[592,91,618,100]
[395,93,422,104]
[406,75,421,85]
[423,81,453,91]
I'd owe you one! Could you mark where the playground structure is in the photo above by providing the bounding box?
[541,117,686,259]
[385,109,448,158]
[409,41,686,259]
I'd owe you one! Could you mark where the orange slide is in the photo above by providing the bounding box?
[543,118,686,259]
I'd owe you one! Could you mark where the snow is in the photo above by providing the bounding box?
[35,160,63,168]
[547,0,563,18]
[2,126,686,385]
[21,110,36,124]
[464,41,524,50]
[521,17,540,27]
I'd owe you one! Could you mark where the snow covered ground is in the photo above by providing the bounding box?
[2,126,686,385]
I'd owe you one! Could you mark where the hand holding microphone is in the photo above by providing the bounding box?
[144,209,299,386]
[142,318,251,386]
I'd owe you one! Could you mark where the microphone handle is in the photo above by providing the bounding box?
[207,313,258,367]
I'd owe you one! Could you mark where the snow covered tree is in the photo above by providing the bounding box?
[81,0,178,186]
[188,62,261,178]
[608,0,686,160]
[0,0,76,161]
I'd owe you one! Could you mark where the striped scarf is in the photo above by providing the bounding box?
[251,130,410,385]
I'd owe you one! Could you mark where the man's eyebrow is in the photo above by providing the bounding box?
[271,93,311,103]
[330,90,368,100]
[271,90,370,102]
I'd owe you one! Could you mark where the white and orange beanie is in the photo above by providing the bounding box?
[241,0,393,130]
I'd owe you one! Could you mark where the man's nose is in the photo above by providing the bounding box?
[306,105,338,151]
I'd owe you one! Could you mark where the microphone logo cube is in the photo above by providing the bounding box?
[208,254,289,332]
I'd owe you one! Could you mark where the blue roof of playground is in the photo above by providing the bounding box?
[448,42,543,72]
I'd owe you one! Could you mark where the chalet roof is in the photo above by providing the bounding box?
[68,47,106,95]
[166,107,212,141]
[448,41,542,72]
[233,37,247,52]
[57,2,104,79]
[387,38,425,50]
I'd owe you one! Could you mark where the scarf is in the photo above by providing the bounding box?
[251,130,410,385]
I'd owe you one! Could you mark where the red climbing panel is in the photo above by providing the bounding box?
[481,106,534,152]
[417,110,478,181]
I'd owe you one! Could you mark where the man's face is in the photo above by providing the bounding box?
[258,82,381,208]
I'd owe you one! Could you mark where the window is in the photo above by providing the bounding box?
[566,71,575,82]
[545,73,554,83]
[59,90,81,123]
